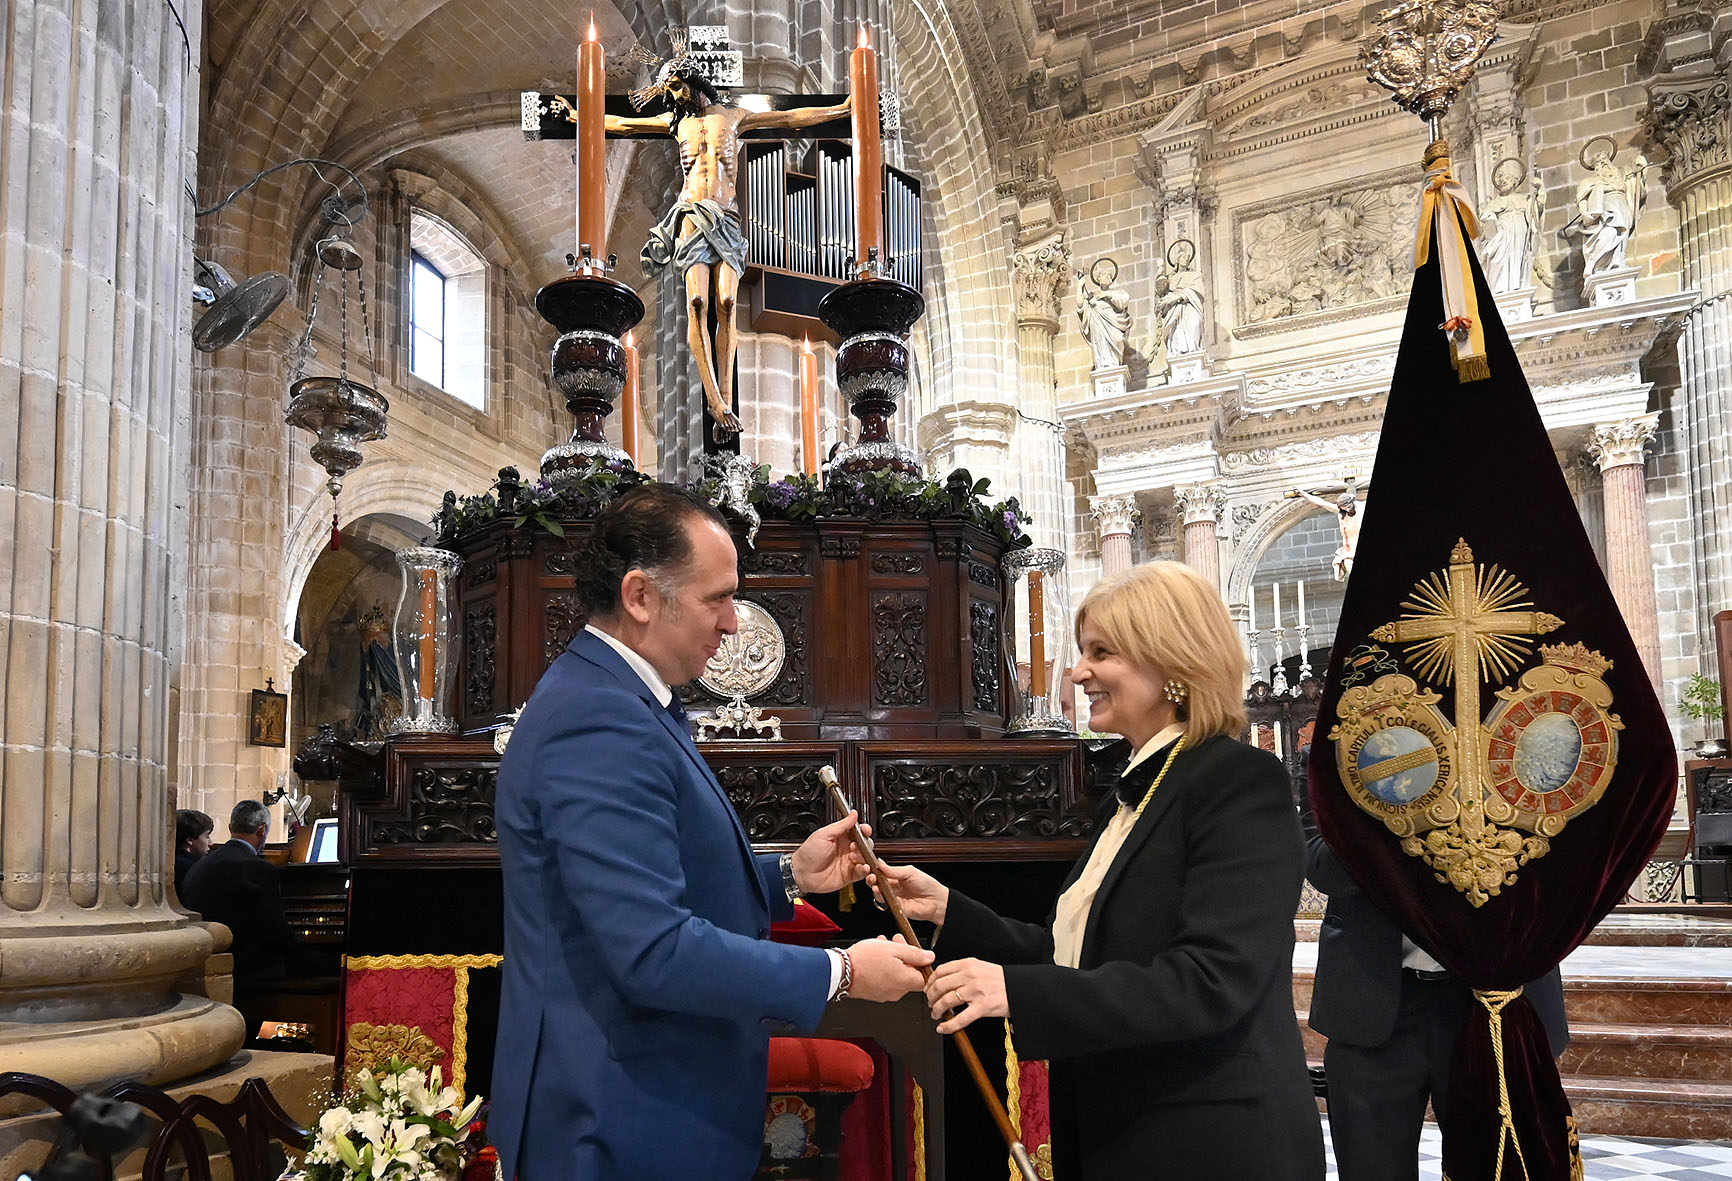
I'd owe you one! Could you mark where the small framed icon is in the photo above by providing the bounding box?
[248,678,288,748]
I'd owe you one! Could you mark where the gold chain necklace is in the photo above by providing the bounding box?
[1132,731,1189,819]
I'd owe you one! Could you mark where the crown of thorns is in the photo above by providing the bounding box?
[628,31,720,110]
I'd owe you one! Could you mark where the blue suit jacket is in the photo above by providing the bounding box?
[490,630,833,1181]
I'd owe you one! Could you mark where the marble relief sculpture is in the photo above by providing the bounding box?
[1566,137,1650,277]
[1239,178,1411,323]
[1075,256,1132,372]
[1478,158,1543,294]
[1157,239,1205,356]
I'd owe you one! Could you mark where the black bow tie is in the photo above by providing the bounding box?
[1113,743,1177,808]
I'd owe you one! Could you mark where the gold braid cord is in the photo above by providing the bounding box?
[1002,1026,1053,1181]
[344,953,504,1097]
[1476,988,1532,1181]
[912,1081,927,1181]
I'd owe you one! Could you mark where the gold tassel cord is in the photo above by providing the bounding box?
[1413,141,1490,384]
[1005,1024,1023,1181]
[1475,987,1533,1181]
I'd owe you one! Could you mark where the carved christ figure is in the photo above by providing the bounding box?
[598,65,850,436]
[1291,479,1363,581]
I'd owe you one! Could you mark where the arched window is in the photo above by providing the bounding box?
[408,213,486,409]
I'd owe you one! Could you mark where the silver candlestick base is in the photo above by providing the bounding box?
[1271,625,1290,695]
[1296,623,1313,681]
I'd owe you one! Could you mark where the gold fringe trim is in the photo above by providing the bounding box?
[913,1080,927,1181]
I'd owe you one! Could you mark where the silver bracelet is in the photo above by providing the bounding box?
[835,948,853,999]
[779,852,804,901]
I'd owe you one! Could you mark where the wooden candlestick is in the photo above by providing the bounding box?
[849,26,883,273]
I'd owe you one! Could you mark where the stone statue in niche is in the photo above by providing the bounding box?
[1157,238,1205,356]
[1566,137,1651,278]
[1075,256,1131,373]
[1478,157,1543,295]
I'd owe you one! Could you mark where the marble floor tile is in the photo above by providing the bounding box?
[1319,1119,1732,1179]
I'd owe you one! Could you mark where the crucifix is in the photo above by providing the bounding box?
[523,26,858,443]
[1369,539,1563,841]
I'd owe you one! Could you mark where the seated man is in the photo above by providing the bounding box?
[181,800,336,1036]
[174,808,214,894]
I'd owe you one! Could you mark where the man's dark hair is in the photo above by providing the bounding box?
[176,809,214,849]
[229,799,270,835]
[575,485,729,618]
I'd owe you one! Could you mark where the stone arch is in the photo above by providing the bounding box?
[281,462,460,631]
[1223,493,1336,610]
[892,0,1016,415]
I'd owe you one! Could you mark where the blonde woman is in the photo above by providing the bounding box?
[874,561,1324,1179]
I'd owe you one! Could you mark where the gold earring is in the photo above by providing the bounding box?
[1164,679,1188,704]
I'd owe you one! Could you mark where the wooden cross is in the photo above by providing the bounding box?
[1371,539,1563,834]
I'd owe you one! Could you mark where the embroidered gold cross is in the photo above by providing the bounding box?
[1369,538,1563,845]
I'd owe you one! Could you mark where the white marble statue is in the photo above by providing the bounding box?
[1075,256,1132,373]
[1568,137,1650,277]
[1478,158,1543,294]
[1158,239,1205,357]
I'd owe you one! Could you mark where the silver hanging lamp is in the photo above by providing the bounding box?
[284,225,388,550]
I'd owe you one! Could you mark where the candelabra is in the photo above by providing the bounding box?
[1271,624,1290,695]
[1247,626,1266,689]
[1296,622,1314,682]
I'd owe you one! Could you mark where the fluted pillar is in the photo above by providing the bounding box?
[1588,416,1663,690]
[1011,233,1070,549]
[1090,495,1141,578]
[1645,21,1732,657]
[1175,485,1227,589]
[0,0,244,1081]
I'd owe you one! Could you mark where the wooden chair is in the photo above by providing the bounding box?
[0,1071,308,1181]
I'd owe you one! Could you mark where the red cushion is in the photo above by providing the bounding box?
[769,899,843,946]
[767,1037,875,1093]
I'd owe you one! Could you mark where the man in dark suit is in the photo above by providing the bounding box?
[181,800,333,1035]
[1300,761,1569,1180]
[490,485,931,1181]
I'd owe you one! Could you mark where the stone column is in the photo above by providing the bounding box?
[0,0,244,1082]
[1175,485,1227,589]
[1588,416,1663,690]
[1089,495,1141,578]
[1011,232,1070,550]
[1645,20,1732,659]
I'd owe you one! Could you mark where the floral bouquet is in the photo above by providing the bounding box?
[302,1060,485,1181]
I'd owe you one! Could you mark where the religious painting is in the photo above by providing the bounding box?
[248,683,288,747]
[1232,166,1417,333]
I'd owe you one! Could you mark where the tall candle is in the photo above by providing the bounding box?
[1272,581,1282,629]
[1029,570,1048,699]
[1297,578,1306,626]
[622,330,640,467]
[800,337,820,476]
[577,16,607,267]
[849,26,883,273]
[417,569,438,702]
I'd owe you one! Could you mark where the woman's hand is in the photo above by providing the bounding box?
[924,958,1008,1034]
[866,862,950,924]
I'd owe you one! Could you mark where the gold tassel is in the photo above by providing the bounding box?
[1475,987,1534,1181]
[1456,353,1492,383]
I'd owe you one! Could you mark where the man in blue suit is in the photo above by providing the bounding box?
[492,485,931,1181]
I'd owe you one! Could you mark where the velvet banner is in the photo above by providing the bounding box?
[1307,213,1677,1180]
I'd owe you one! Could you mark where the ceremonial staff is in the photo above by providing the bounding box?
[817,767,1040,1181]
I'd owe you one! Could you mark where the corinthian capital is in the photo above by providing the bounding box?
[1012,234,1070,329]
[1089,494,1141,537]
[1587,414,1660,471]
[1173,484,1227,527]
[1644,76,1732,191]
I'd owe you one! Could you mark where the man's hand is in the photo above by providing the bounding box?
[924,958,1008,1034]
[845,936,933,1002]
[865,862,949,924]
[791,811,870,895]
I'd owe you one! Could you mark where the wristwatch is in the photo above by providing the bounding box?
[779,852,804,902]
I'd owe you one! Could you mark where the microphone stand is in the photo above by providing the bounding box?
[818,767,1041,1181]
